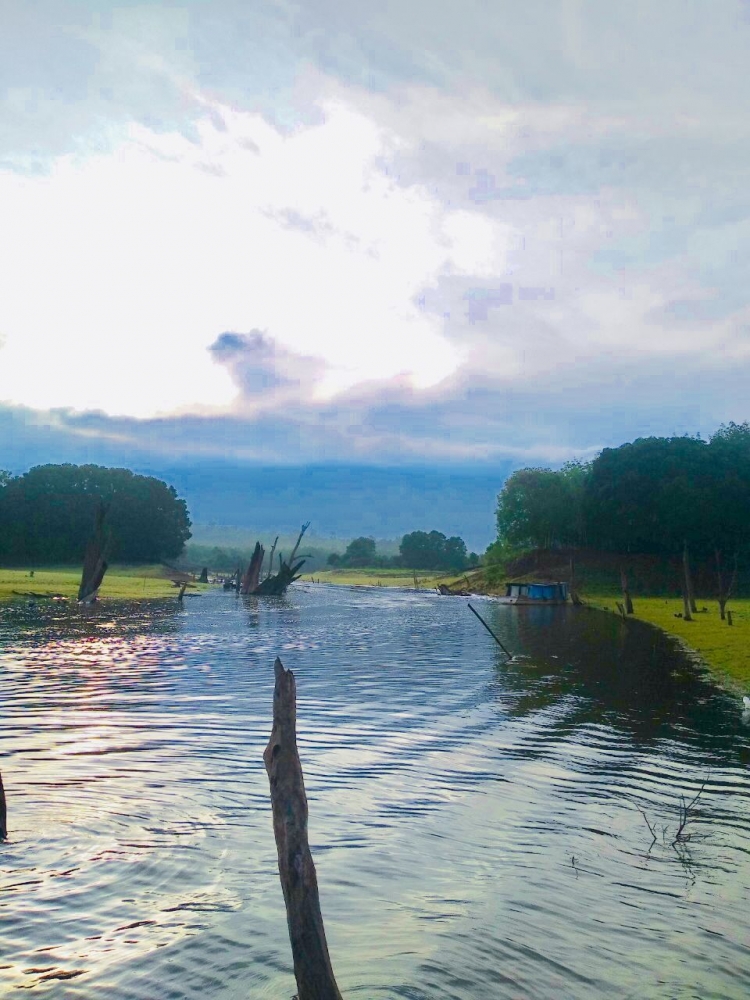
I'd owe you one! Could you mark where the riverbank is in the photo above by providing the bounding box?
[308,568,473,589]
[0,566,201,601]
[380,558,750,692]
[581,594,750,693]
[467,549,750,693]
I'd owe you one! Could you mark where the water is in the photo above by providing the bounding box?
[0,586,749,999]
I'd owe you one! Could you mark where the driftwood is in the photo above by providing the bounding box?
[436,583,470,596]
[239,525,309,597]
[78,501,110,603]
[264,658,343,1000]
[12,591,67,600]
[253,561,306,595]
[0,771,6,840]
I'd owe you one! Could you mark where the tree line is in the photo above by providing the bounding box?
[0,464,192,564]
[491,423,750,576]
[328,531,479,571]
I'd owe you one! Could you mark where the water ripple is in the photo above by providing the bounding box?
[1,588,749,998]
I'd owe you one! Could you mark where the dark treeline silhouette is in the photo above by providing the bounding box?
[491,423,750,585]
[0,464,192,564]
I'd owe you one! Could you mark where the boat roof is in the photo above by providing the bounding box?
[506,580,566,586]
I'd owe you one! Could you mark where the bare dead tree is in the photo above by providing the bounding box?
[265,536,279,581]
[241,542,265,595]
[683,541,697,617]
[264,658,343,1000]
[681,543,694,622]
[78,501,111,603]
[288,522,311,567]
[620,565,634,614]
[715,548,738,621]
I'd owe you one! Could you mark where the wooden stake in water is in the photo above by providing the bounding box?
[264,658,343,1000]
[0,771,6,840]
[468,603,512,659]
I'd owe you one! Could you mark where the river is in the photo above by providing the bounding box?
[0,586,748,999]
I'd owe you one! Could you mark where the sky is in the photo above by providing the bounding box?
[1,1,750,539]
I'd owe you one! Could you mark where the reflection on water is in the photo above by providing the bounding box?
[1,588,749,999]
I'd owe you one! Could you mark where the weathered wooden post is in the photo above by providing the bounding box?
[264,658,343,1000]
[569,556,583,606]
[78,500,110,603]
[620,565,634,614]
[0,771,7,840]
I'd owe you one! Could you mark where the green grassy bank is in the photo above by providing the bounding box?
[582,594,750,692]
[0,565,199,602]
[306,567,473,589]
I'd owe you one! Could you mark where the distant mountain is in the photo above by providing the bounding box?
[150,462,509,553]
[0,407,509,550]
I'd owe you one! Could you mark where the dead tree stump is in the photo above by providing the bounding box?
[78,501,110,603]
[264,658,343,1000]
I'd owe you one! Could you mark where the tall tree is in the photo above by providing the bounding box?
[0,464,191,564]
[496,463,588,551]
[399,530,469,570]
[340,536,377,567]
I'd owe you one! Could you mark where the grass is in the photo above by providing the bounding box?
[0,565,201,602]
[305,567,474,589]
[583,593,750,692]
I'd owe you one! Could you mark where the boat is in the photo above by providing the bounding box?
[497,580,570,605]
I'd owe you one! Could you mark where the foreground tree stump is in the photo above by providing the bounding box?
[264,658,343,1000]
[0,771,6,840]
[78,501,110,603]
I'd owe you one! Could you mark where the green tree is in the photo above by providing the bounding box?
[584,437,711,554]
[399,530,469,570]
[340,536,377,567]
[0,464,191,564]
[496,463,588,551]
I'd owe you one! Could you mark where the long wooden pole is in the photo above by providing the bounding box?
[468,603,512,659]
[264,658,343,1000]
[0,771,6,840]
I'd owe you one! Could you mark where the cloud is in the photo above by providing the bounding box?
[208,329,325,403]
[1,1,749,469]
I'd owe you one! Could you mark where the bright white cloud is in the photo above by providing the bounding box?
[0,95,526,416]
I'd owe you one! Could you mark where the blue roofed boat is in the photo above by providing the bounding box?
[499,580,569,604]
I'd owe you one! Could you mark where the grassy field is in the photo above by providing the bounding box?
[582,593,750,692]
[305,567,472,589]
[0,565,201,602]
